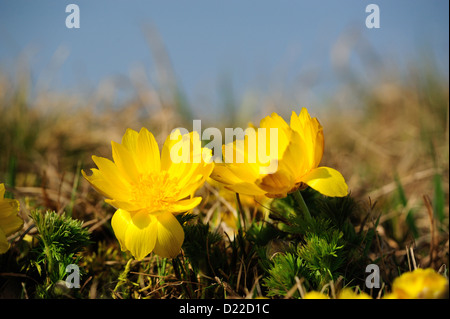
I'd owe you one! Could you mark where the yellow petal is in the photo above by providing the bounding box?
[111,209,158,260]
[338,288,372,299]
[278,129,310,179]
[224,182,267,196]
[161,130,213,193]
[92,156,131,197]
[290,109,324,168]
[0,198,23,236]
[121,128,139,153]
[0,228,9,254]
[82,168,112,199]
[303,291,329,299]
[260,112,290,131]
[259,113,291,157]
[136,127,161,173]
[111,208,131,252]
[153,212,184,258]
[160,130,193,179]
[105,199,140,212]
[312,119,324,167]
[210,165,243,186]
[125,211,158,260]
[160,130,180,171]
[162,130,197,166]
[176,176,205,200]
[222,162,261,185]
[169,197,203,213]
[211,165,266,196]
[177,160,214,195]
[0,184,5,198]
[301,167,348,197]
[111,141,140,183]
[120,128,161,175]
[82,168,128,202]
[256,168,295,197]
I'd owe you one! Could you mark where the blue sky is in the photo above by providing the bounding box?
[0,0,448,113]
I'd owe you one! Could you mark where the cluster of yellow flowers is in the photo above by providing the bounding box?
[303,268,448,299]
[81,108,348,260]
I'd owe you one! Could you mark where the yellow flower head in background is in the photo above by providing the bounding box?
[0,183,23,254]
[303,291,330,299]
[211,108,348,198]
[206,177,272,238]
[384,268,448,299]
[337,288,372,299]
[82,128,214,260]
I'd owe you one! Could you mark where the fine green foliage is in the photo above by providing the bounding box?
[262,251,304,298]
[297,230,344,287]
[259,188,376,297]
[27,210,91,298]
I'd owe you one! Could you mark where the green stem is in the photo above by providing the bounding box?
[235,193,247,230]
[113,258,133,298]
[44,243,53,285]
[293,189,312,221]
[235,193,247,256]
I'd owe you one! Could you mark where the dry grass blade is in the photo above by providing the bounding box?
[423,195,437,268]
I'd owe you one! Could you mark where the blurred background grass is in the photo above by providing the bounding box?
[0,1,448,298]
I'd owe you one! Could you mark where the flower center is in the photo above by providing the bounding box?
[130,171,181,212]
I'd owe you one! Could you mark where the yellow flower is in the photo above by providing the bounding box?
[303,291,329,299]
[211,108,348,198]
[0,183,23,254]
[385,268,448,299]
[337,288,372,299]
[82,128,214,259]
